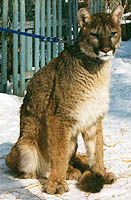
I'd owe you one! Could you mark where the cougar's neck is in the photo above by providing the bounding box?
[67,42,111,75]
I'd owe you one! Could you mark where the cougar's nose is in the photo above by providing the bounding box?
[102,48,111,53]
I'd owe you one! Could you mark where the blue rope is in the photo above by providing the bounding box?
[0,27,62,43]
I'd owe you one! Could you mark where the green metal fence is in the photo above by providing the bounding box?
[0,0,104,97]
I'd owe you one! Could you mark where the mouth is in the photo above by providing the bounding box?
[98,50,113,61]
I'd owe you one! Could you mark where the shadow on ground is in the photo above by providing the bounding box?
[0,142,43,200]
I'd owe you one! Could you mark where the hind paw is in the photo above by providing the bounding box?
[66,165,81,181]
[19,173,37,179]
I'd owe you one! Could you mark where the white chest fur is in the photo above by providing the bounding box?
[71,61,111,133]
[76,86,109,131]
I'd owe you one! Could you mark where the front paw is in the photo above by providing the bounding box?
[43,179,69,194]
[104,172,116,184]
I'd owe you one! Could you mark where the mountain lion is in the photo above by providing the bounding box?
[6,6,123,194]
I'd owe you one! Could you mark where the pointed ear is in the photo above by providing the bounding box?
[111,6,123,24]
[77,8,91,27]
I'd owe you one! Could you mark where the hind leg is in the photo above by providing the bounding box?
[6,113,37,173]
[6,134,45,178]
[6,114,48,179]
[6,143,19,171]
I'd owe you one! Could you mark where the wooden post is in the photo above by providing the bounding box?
[35,0,40,72]
[98,0,104,12]
[72,0,78,42]
[25,30,33,74]
[67,0,72,44]
[89,0,93,13]
[58,0,63,53]
[52,0,57,59]
[40,0,46,67]
[20,0,25,96]
[13,0,19,95]
[1,0,8,93]
[46,0,51,63]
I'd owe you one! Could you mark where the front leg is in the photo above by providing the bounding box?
[82,123,105,175]
[81,119,115,192]
[43,117,70,195]
[94,119,116,184]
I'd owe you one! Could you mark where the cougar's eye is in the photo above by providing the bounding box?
[90,33,99,38]
[110,32,117,37]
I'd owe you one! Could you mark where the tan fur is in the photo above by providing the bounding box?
[6,6,123,194]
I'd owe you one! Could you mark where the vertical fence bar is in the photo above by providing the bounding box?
[62,0,67,46]
[1,0,8,93]
[98,0,103,12]
[98,0,100,13]
[58,0,63,53]
[52,0,57,58]
[93,0,97,13]
[76,0,78,23]
[89,0,93,13]
[46,0,51,63]
[25,30,32,73]
[13,0,18,95]
[40,0,45,67]
[35,0,40,72]
[72,0,78,43]
[20,0,25,96]
[67,0,72,44]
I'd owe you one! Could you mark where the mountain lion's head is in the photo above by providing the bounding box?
[78,6,123,61]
